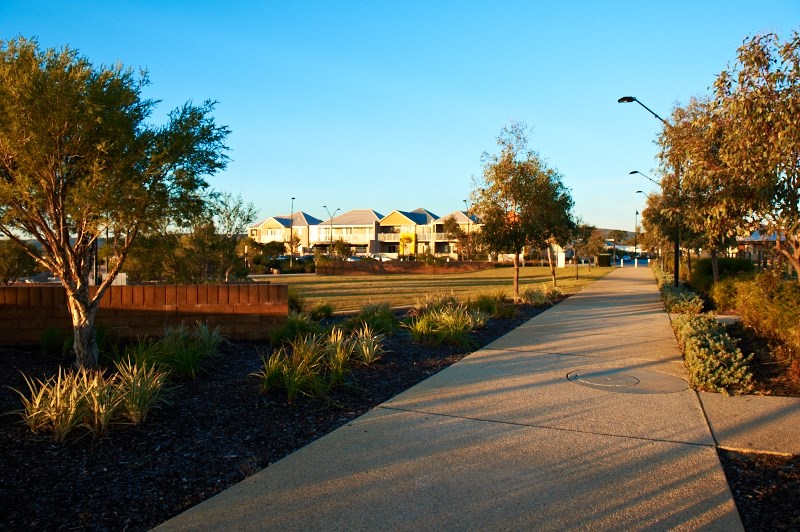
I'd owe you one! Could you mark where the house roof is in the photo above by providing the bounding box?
[737,231,785,243]
[409,208,438,223]
[322,209,384,226]
[251,211,322,230]
[435,210,480,224]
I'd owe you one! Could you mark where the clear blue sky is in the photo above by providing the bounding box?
[2,1,798,232]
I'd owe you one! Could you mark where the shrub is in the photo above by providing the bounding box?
[308,300,334,321]
[689,257,755,295]
[735,273,800,365]
[114,322,224,379]
[519,286,549,307]
[471,293,517,319]
[270,312,323,346]
[154,323,223,379]
[346,302,398,335]
[710,277,739,313]
[519,284,561,307]
[672,313,754,395]
[660,283,704,314]
[288,289,306,313]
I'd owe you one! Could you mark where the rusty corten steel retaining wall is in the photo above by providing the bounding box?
[0,283,288,345]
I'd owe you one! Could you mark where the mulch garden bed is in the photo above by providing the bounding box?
[0,304,797,530]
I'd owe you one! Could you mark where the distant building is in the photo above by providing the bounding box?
[248,211,322,255]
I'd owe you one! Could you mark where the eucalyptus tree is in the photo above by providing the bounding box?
[714,32,800,280]
[472,122,575,297]
[657,97,746,283]
[0,38,229,368]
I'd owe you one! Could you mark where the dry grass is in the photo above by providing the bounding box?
[266,265,614,311]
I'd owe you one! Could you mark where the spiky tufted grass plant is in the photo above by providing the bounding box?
[406,304,488,348]
[253,325,388,404]
[114,358,170,425]
[12,359,170,441]
[345,302,399,335]
[14,368,88,442]
[353,323,386,365]
[325,328,356,386]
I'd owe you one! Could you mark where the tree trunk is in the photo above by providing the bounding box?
[67,286,99,369]
[512,252,520,300]
[547,246,557,287]
[776,237,800,282]
[686,248,692,282]
[710,248,720,284]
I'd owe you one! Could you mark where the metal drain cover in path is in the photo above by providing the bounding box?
[567,367,687,394]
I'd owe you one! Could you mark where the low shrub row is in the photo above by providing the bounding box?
[654,266,705,314]
[672,313,754,395]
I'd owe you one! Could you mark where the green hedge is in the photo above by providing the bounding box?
[689,257,754,296]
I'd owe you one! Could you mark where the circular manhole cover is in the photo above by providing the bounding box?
[567,367,688,394]
[568,369,639,388]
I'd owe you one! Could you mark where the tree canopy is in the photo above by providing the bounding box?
[472,122,575,296]
[0,38,229,367]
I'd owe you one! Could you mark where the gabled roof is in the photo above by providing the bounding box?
[435,210,480,224]
[251,211,321,230]
[409,208,438,223]
[380,208,439,226]
[323,209,384,226]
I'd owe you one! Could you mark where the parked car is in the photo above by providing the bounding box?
[369,253,394,262]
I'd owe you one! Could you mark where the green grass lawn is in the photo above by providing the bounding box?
[265,265,616,311]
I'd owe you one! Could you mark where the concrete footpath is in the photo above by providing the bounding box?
[158,267,799,531]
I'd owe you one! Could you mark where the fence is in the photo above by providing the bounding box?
[0,283,288,345]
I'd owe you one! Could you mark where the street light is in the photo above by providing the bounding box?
[636,190,653,201]
[463,199,471,261]
[618,96,666,123]
[323,205,339,256]
[634,210,638,259]
[629,170,660,186]
[620,96,680,287]
[289,197,295,268]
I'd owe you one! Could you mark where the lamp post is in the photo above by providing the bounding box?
[634,210,638,259]
[636,190,653,201]
[620,97,680,287]
[629,170,660,186]
[289,197,295,268]
[463,199,470,261]
[323,205,339,257]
